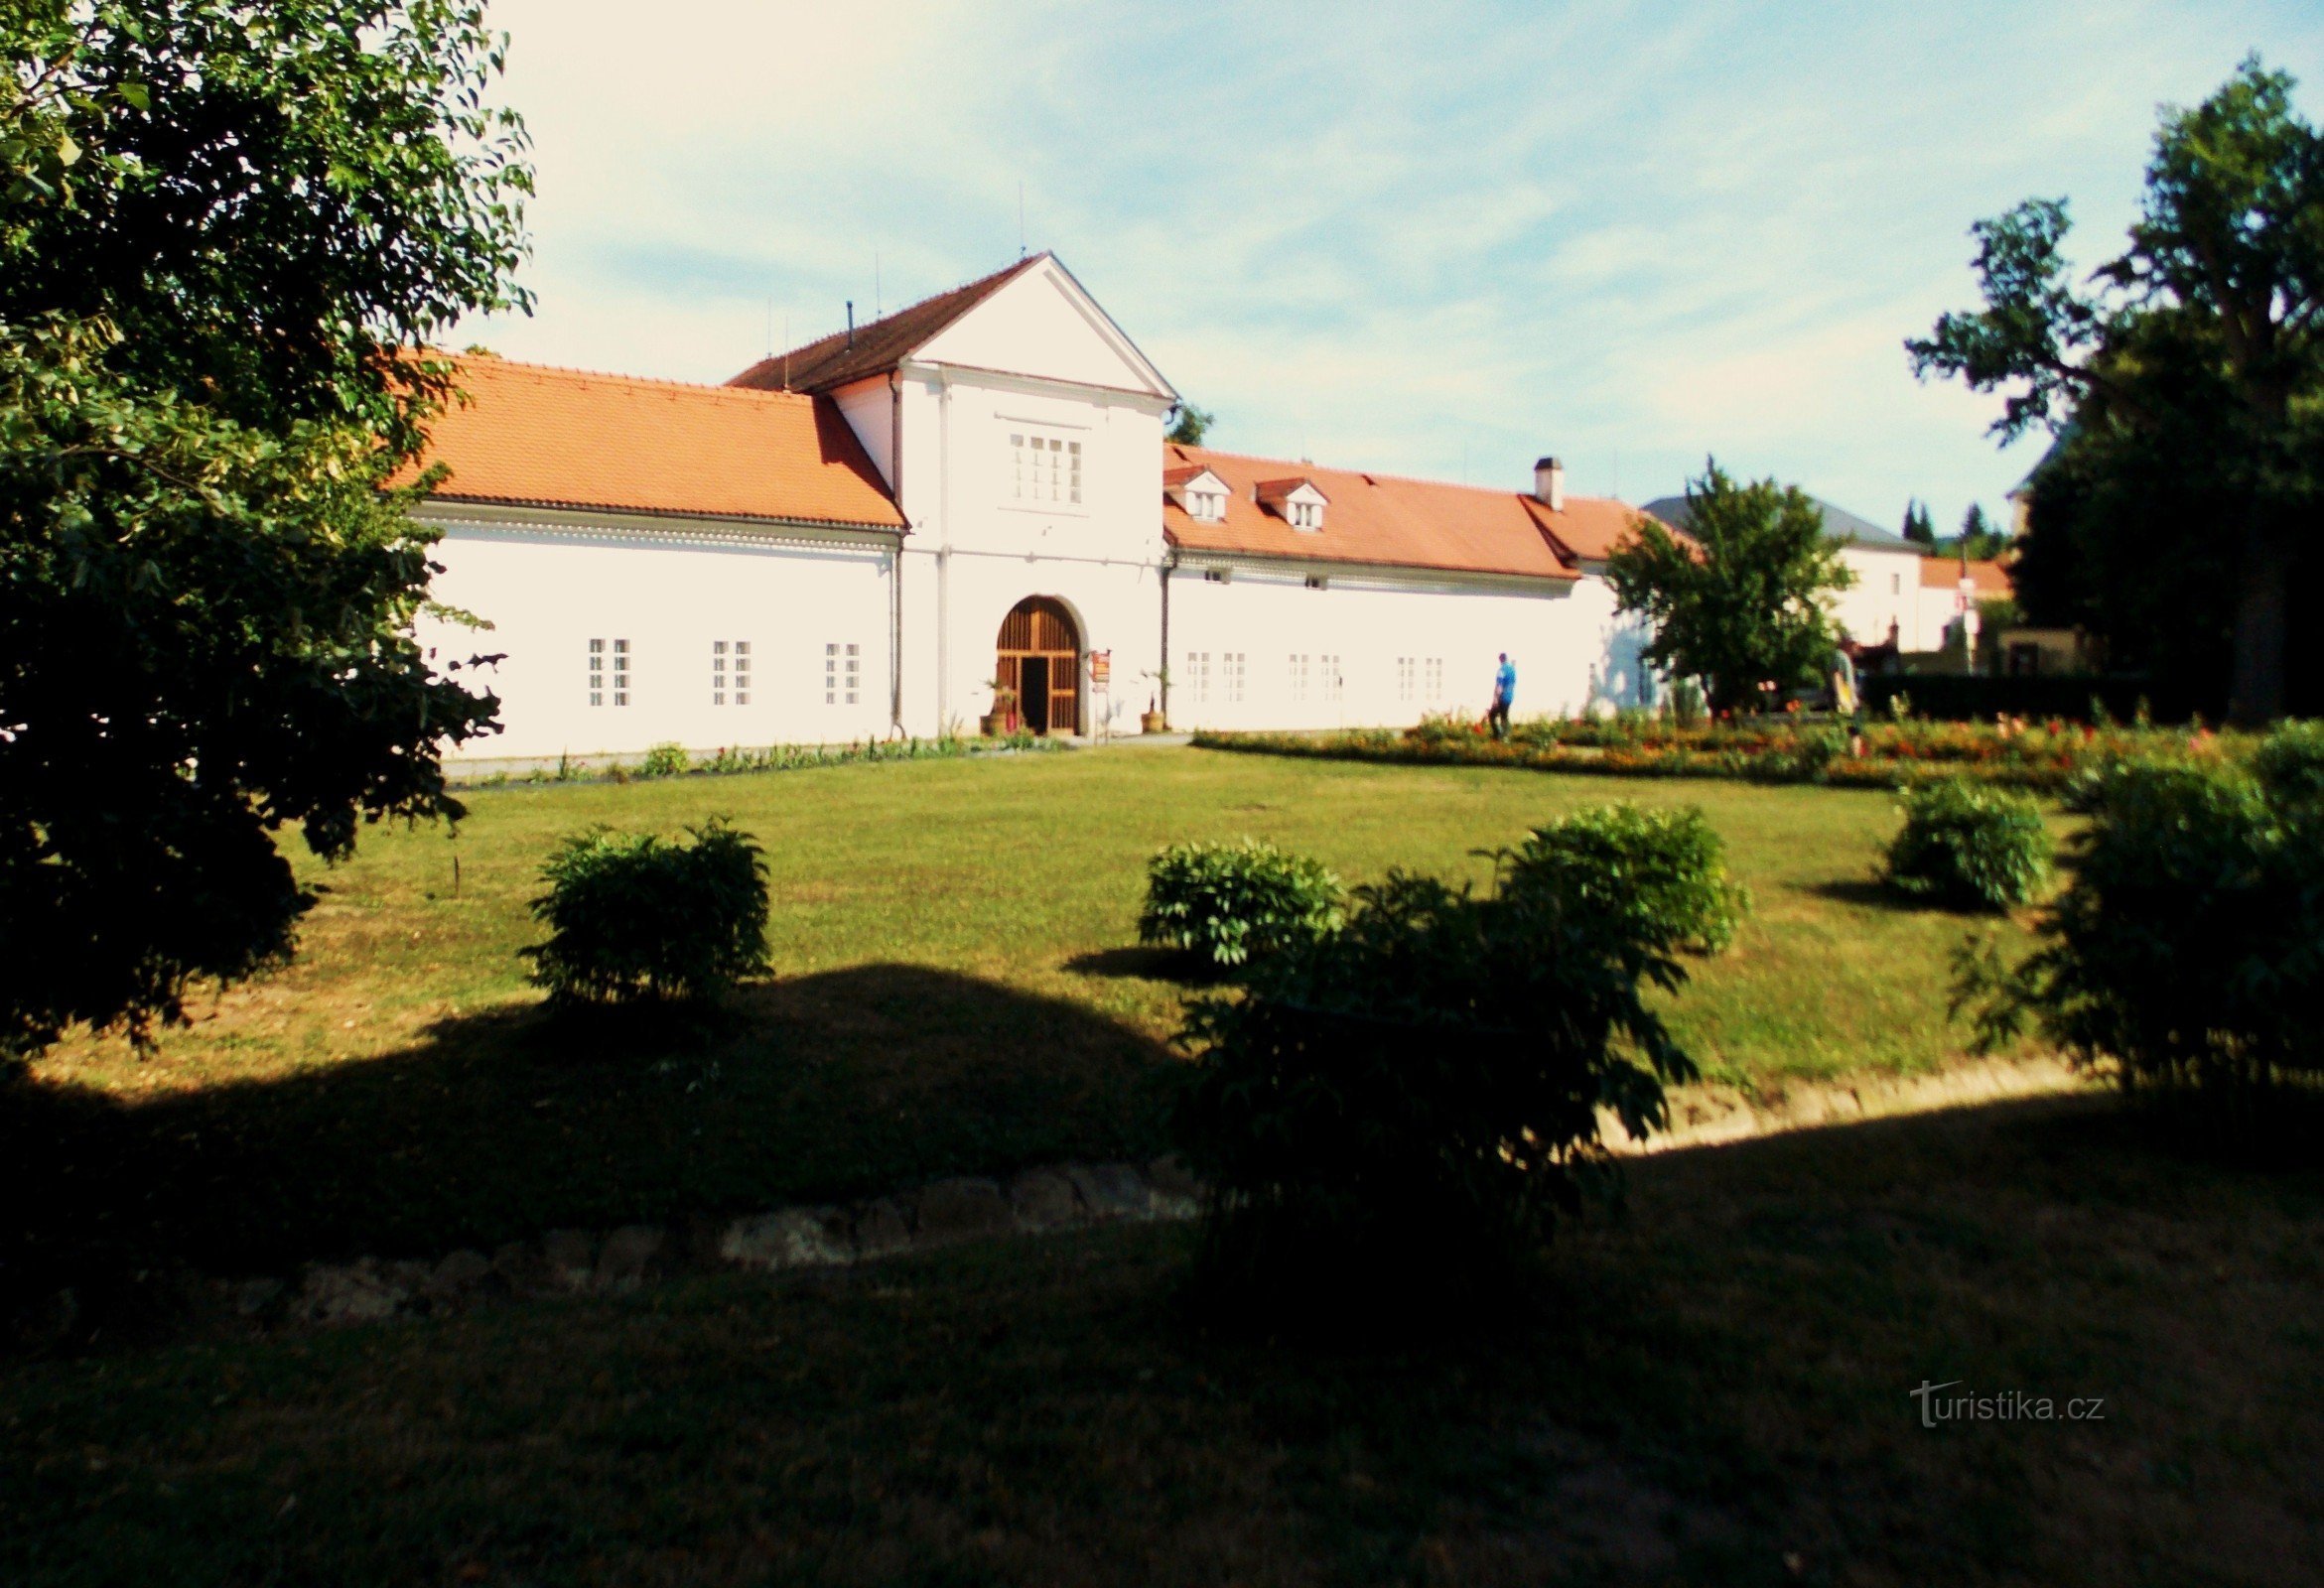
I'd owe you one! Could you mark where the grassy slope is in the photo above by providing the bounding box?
[7,747,2052,1279]
[6,1096,2318,1588]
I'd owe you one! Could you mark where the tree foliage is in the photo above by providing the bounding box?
[1909,58,2324,723]
[1607,460,1852,713]
[1165,402,1214,447]
[1900,498,1936,546]
[0,3,531,1059]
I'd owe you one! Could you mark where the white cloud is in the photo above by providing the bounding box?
[456,0,2324,529]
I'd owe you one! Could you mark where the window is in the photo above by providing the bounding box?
[1223,652,1246,704]
[1890,571,1903,596]
[1009,429,1083,505]
[1397,657,1416,702]
[1183,650,1210,705]
[1304,574,1328,591]
[825,641,860,707]
[590,637,629,707]
[1289,653,1309,702]
[1425,658,1444,702]
[1203,568,1231,585]
[1187,488,1226,522]
[1290,500,1320,531]
[1320,655,1343,703]
[711,639,752,707]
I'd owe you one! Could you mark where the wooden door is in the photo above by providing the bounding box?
[995,596,1081,735]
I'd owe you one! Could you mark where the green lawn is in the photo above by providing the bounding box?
[8,747,2318,1586]
[6,745,2053,1296]
[7,1094,2318,1587]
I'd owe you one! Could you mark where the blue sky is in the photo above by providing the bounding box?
[459,0,2324,535]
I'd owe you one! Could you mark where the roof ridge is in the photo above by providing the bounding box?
[1174,443,1627,506]
[763,253,1049,367]
[446,353,816,405]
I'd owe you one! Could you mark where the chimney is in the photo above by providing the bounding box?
[1533,457,1565,512]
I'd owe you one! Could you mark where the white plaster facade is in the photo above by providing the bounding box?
[1831,542,1927,650]
[415,255,1660,763]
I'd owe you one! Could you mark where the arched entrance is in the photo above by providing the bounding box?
[996,596,1081,735]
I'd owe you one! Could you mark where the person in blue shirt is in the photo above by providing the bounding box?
[1488,653,1516,739]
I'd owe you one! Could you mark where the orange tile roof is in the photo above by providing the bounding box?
[727,255,1046,394]
[401,355,904,530]
[1162,444,1662,581]
[1919,556,2013,596]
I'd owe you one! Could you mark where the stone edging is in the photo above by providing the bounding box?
[209,1059,2087,1335]
[234,1158,1202,1331]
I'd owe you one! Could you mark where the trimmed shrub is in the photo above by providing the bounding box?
[1882,779,2051,911]
[638,741,691,778]
[1961,760,2324,1125]
[523,819,770,1003]
[1173,868,1699,1319]
[2252,720,2324,809]
[1138,839,1344,971]
[1499,803,1747,954]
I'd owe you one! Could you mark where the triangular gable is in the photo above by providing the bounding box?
[912,254,1177,401]
[728,256,1043,394]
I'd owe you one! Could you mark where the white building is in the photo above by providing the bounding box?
[412,254,1659,763]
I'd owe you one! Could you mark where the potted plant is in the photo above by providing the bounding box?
[981,679,1018,737]
[1140,666,1170,734]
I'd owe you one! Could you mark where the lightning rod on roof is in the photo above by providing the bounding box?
[1019,182,1026,259]
[875,250,881,319]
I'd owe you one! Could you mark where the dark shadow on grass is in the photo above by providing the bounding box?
[1059,944,1222,985]
[0,964,1182,1332]
[1796,875,1966,914]
[9,1089,2324,1584]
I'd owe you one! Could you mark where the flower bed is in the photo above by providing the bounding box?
[1193,714,2250,795]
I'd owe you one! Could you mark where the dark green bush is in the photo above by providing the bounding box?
[1138,839,1344,971]
[1883,779,2051,911]
[1498,802,1747,954]
[1962,760,2324,1125]
[523,819,770,1003]
[1173,867,1699,1318]
[2252,720,2324,809]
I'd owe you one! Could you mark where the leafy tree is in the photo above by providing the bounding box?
[1166,402,1214,447]
[1,3,531,1060]
[1608,460,1853,714]
[1909,58,2324,724]
[1900,498,1937,546]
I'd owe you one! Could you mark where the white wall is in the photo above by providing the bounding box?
[1830,545,1923,647]
[418,515,895,763]
[890,347,1173,735]
[1163,563,1654,731]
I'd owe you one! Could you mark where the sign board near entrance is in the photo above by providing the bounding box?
[1090,650,1111,688]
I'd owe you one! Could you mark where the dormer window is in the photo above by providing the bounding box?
[1165,464,1231,523]
[1255,476,1328,533]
